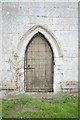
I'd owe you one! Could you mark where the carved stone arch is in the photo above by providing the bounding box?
[17,25,63,93]
[17,25,62,59]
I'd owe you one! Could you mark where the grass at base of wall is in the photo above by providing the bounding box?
[2,96,79,118]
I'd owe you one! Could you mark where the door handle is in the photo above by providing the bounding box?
[24,64,35,69]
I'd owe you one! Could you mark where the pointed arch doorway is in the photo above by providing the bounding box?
[24,32,54,92]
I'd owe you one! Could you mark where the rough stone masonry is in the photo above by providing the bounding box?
[0,1,78,98]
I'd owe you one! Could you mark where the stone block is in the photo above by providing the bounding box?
[68,0,79,2]
[62,58,78,82]
[53,8,78,18]
[52,18,78,25]
[43,2,55,8]
[68,2,78,8]
[29,7,54,17]
[55,31,78,42]
[70,24,78,31]
[55,2,69,8]
[62,81,78,93]
[55,2,77,8]
[1,83,16,90]
[2,2,29,16]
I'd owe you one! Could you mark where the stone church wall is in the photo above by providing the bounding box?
[0,1,78,98]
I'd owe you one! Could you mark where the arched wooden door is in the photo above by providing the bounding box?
[24,32,54,92]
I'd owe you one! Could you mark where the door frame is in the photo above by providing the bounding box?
[17,25,63,93]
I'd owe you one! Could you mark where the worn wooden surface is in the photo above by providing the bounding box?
[25,33,53,92]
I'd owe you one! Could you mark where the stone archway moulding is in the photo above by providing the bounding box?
[17,25,63,93]
[17,25,62,59]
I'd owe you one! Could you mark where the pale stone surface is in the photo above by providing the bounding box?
[1,2,78,97]
[0,0,79,2]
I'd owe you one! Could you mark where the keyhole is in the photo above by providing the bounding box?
[28,65,30,68]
